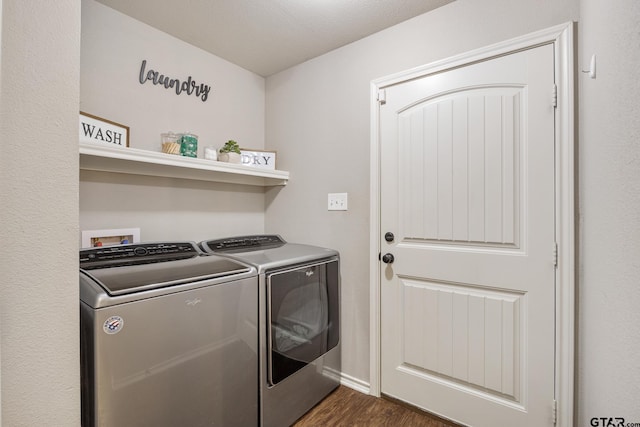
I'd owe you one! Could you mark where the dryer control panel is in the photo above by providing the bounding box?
[203,235,286,252]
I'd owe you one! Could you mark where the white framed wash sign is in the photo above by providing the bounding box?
[240,149,277,170]
[79,112,129,147]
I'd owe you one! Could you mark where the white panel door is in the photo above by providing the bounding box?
[380,44,556,427]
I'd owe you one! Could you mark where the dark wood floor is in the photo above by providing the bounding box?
[293,386,461,427]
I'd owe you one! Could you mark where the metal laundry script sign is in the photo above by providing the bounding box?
[138,59,211,102]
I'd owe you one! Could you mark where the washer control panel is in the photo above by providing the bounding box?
[80,242,198,269]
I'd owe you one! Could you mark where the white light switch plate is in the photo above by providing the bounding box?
[328,193,348,211]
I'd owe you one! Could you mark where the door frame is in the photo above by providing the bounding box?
[369,22,575,427]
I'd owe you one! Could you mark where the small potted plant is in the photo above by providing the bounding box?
[219,140,242,163]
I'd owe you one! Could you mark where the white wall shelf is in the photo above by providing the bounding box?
[79,142,289,186]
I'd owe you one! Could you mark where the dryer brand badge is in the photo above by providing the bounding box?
[103,316,124,335]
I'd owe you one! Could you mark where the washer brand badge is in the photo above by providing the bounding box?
[186,298,202,307]
[103,316,124,335]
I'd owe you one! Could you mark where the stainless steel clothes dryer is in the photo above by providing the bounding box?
[200,235,341,427]
[80,242,259,427]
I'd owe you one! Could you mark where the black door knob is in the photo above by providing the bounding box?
[381,253,395,264]
[384,232,395,242]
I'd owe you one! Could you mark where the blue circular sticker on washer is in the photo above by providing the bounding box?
[103,316,124,335]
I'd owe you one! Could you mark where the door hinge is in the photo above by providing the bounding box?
[552,84,558,108]
[553,242,559,268]
[377,88,386,105]
[552,399,558,425]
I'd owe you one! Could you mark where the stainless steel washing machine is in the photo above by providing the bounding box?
[200,235,341,427]
[80,242,259,427]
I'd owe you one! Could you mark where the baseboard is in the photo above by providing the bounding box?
[323,365,371,395]
[339,372,371,395]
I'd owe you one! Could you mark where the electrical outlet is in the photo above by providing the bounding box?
[328,193,348,211]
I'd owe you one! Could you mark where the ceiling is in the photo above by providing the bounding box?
[95,0,453,77]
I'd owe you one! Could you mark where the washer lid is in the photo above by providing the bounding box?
[82,255,252,296]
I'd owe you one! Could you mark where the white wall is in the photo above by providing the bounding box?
[80,0,268,244]
[81,0,265,155]
[266,0,579,388]
[80,170,267,242]
[0,0,80,425]
[578,0,640,424]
